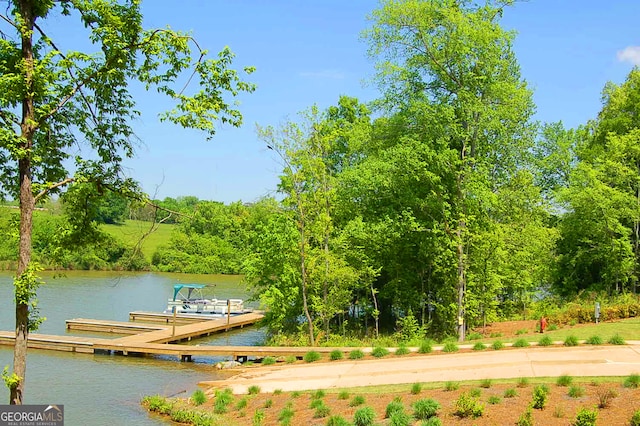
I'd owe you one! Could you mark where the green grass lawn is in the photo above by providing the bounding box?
[476,317,640,344]
[103,219,175,260]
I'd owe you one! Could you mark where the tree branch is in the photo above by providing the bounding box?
[34,177,74,202]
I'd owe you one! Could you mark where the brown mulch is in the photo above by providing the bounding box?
[193,381,640,425]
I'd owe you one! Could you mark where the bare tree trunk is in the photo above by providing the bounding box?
[456,225,466,342]
[12,0,36,405]
[370,284,379,339]
[298,213,314,346]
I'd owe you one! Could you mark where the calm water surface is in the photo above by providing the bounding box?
[0,271,264,425]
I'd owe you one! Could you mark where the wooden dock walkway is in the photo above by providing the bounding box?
[128,310,232,324]
[66,318,168,334]
[0,311,268,362]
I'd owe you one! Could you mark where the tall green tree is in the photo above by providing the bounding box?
[0,0,254,404]
[364,0,535,340]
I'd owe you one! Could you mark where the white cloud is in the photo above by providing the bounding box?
[299,70,345,80]
[617,46,640,66]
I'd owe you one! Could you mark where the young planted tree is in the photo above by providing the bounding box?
[0,0,254,404]
[365,0,535,340]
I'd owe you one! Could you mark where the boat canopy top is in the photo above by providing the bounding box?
[172,284,207,301]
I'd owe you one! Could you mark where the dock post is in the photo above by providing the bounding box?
[226,299,231,331]
[172,306,177,337]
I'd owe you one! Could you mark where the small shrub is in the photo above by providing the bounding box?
[422,417,443,426]
[444,381,459,391]
[554,404,565,418]
[568,385,585,398]
[538,335,553,346]
[389,411,412,426]
[492,340,504,350]
[631,410,640,426]
[330,350,343,361]
[516,328,529,335]
[469,388,482,397]
[517,377,529,387]
[453,393,484,418]
[278,406,294,424]
[262,356,276,365]
[586,335,603,345]
[143,395,172,414]
[564,335,579,346]
[337,390,349,400]
[311,389,325,399]
[395,344,410,355]
[624,373,640,388]
[516,407,533,426]
[248,385,261,395]
[443,341,459,353]
[353,406,375,426]
[418,339,433,354]
[532,384,549,409]
[547,324,558,331]
[480,378,492,388]
[513,338,530,348]
[309,399,324,409]
[385,399,405,418]
[303,351,321,363]
[236,396,248,410]
[290,390,301,398]
[285,355,296,364]
[467,331,483,340]
[349,395,365,407]
[411,382,422,395]
[191,389,207,406]
[273,389,283,395]
[252,409,265,426]
[488,395,501,405]
[596,388,618,408]
[490,332,502,338]
[473,341,486,351]
[412,398,441,420]
[556,374,573,386]
[572,407,598,426]
[608,334,626,345]
[504,388,518,398]
[214,398,229,414]
[372,346,390,358]
[326,415,350,426]
[349,349,365,360]
[263,398,273,408]
[313,403,330,418]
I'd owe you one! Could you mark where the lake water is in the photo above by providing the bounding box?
[0,271,263,425]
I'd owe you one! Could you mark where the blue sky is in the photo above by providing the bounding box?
[71,1,640,203]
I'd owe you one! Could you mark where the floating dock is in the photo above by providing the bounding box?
[0,311,266,361]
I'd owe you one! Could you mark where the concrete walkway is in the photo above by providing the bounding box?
[200,344,640,394]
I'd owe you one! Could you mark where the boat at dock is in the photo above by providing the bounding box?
[164,283,244,315]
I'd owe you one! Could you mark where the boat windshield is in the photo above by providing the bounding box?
[172,284,207,301]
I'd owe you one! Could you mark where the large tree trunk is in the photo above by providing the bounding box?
[12,0,36,405]
[298,214,314,346]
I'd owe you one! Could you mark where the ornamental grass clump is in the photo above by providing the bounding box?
[586,335,603,345]
[330,350,343,361]
[353,406,375,426]
[303,351,321,363]
[191,389,207,406]
[513,338,530,348]
[412,398,441,420]
[538,335,553,346]
[261,356,276,365]
[564,335,579,346]
[492,340,504,350]
[411,382,422,394]
[473,342,486,351]
[624,373,640,388]
[385,399,405,418]
[372,346,390,358]
[349,349,365,360]
[349,395,365,407]
[556,374,573,387]
[608,334,626,345]
[443,341,459,353]
[418,340,433,354]
[395,344,410,355]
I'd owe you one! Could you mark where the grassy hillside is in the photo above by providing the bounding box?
[102,219,175,261]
